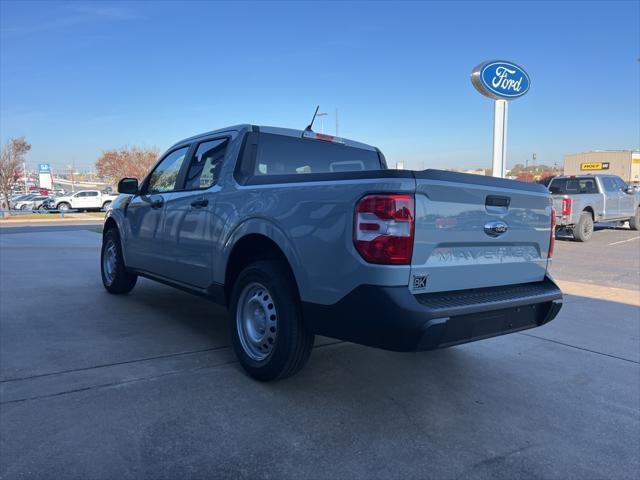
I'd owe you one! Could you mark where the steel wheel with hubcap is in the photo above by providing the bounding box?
[101,228,137,294]
[229,259,314,381]
[102,240,118,286]
[236,282,278,361]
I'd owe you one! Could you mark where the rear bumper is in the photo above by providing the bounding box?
[302,276,563,352]
[555,215,574,227]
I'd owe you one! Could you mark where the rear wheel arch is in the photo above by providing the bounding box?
[224,234,299,306]
[582,206,595,220]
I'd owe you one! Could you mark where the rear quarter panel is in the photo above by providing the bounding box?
[213,174,416,305]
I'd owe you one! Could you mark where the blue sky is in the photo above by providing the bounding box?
[1,0,638,171]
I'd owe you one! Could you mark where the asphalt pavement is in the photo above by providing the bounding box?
[0,224,638,479]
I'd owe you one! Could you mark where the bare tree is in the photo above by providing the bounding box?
[0,137,31,212]
[95,146,159,184]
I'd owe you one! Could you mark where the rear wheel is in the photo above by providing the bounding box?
[629,208,640,231]
[101,228,137,294]
[573,212,594,242]
[102,201,112,211]
[229,260,314,381]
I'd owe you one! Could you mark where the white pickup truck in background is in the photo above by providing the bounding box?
[54,190,118,212]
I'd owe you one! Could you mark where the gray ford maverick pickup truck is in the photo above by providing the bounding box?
[101,125,563,380]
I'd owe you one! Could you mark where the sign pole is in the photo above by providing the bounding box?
[492,99,508,178]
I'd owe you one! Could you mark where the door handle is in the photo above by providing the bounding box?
[150,197,164,209]
[190,198,209,208]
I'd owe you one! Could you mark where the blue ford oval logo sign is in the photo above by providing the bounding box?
[484,220,509,237]
[471,60,530,100]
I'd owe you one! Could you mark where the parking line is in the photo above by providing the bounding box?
[608,236,640,246]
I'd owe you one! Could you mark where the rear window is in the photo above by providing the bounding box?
[549,178,598,194]
[254,133,382,176]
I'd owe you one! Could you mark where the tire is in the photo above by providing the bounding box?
[57,202,70,212]
[101,228,137,294]
[20,204,28,210]
[229,260,314,381]
[573,212,594,242]
[629,208,640,231]
[102,201,112,212]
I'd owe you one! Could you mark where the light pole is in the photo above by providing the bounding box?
[316,112,328,133]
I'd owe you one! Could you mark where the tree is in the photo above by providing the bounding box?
[0,137,31,212]
[95,146,159,184]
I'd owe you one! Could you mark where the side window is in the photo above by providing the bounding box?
[184,139,228,190]
[147,147,189,193]
[578,179,596,193]
[87,191,98,197]
[75,192,87,197]
[602,178,618,192]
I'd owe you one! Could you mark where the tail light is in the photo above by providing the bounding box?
[548,207,556,259]
[354,194,415,264]
[561,197,572,216]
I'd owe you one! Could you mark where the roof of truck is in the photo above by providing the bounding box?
[170,124,378,151]
[552,174,617,179]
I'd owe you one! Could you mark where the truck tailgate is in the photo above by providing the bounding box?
[410,170,553,293]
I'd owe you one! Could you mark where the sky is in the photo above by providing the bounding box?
[1,0,638,172]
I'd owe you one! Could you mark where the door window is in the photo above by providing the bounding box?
[184,139,228,190]
[602,177,618,192]
[147,147,189,193]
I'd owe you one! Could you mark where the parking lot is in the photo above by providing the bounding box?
[1,224,638,479]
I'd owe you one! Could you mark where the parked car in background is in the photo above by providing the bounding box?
[53,190,118,212]
[12,195,51,211]
[10,193,35,205]
[101,124,562,381]
[9,194,39,209]
[548,174,640,241]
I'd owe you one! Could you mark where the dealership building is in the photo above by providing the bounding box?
[563,150,640,185]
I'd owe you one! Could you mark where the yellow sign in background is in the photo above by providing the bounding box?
[581,162,608,170]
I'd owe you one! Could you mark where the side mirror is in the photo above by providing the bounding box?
[118,178,139,195]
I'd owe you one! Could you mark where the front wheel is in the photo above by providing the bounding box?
[101,228,137,294]
[102,201,112,212]
[629,209,640,231]
[573,212,594,242]
[57,202,70,212]
[229,260,315,381]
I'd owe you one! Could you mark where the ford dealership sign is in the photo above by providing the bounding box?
[471,60,530,100]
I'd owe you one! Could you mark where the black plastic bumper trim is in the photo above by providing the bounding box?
[302,276,563,352]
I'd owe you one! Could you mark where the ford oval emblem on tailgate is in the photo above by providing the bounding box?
[484,220,509,237]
